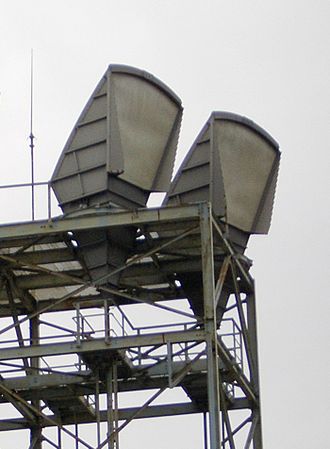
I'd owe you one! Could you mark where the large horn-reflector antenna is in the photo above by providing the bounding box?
[51,65,182,285]
[51,64,182,212]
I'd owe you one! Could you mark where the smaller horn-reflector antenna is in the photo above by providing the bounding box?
[165,111,280,237]
[163,111,280,319]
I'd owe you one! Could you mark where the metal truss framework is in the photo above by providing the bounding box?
[0,203,263,449]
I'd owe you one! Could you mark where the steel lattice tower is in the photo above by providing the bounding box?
[0,203,264,448]
[0,64,279,449]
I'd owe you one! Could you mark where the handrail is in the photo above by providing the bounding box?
[0,180,54,220]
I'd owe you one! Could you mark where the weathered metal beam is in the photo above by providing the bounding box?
[1,247,76,265]
[0,381,37,424]
[29,315,42,449]
[230,261,256,381]
[0,403,199,432]
[0,356,239,402]
[0,384,94,449]
[135,233,202,253]
[0,329,205,361]
[4,271,36,311]
[0,204,201,241]
[200,202,222,449]
[211,217,253,291]
[244,412,260,449]
[0,398,251,433]
[0,234,65,250]
[2,372,92,391]
[218,372,236,449]
[14,270,85,290]
[0,287,188,317]
[0,293,105,317]
[214,255,231,308]
[217,339,257,404]
[0,202,263,447]
[246,290,263,449]
[4,277,30,372]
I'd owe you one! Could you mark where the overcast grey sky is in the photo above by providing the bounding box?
[0,1,329,448]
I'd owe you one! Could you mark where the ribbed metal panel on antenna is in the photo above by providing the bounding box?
[166,111,280,236]
[51,64,183,212]
[50,65,182,285]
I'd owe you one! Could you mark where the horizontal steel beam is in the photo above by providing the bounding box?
[13,269,85,290]
[0,234,64,250]
[0,403,200,431]
[0,204,201,241]
[1,356,250,407]
[0,398,251,432]
[0,293,106,317]
[2,247,75,266]
[0,359,214,394]
[2,372,91,391]
[0,329,205,361]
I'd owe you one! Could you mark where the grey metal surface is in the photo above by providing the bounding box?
[165,111,280,235]
[50,65,183,287]
[0,60,280,448]
[162,112,281,325]
[0,203,265,449]
[51,64,182,211]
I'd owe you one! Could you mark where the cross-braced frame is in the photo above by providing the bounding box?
[0,203,262,449]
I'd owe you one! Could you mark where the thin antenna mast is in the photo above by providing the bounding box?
[29,49,35,220]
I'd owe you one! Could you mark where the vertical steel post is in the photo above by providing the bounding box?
[203,412,209,449]
[75,422,79,449]
[95,370,101,446]
[104,300,110,343]
[137,329,142,366]
[30,316,42,449]
[58,427,62,448]
[246,289,263,449]
[106,368,114,449]
[167,341,173,388]
[200,203,221,449]
[113,363,119,449]
[76,303,81,347]
[184,323,189,362]
[47,183,52,220]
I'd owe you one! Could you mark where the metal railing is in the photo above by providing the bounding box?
[73,300,201,367]
[0,302,244,397]
[218,318,244,399]
[219,318,243,369]
[73,303,244,375]
[0,181,56,221]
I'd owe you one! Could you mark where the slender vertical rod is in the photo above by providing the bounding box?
[29,49,35,221]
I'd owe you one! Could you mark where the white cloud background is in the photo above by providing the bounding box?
[0,1,329,448]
